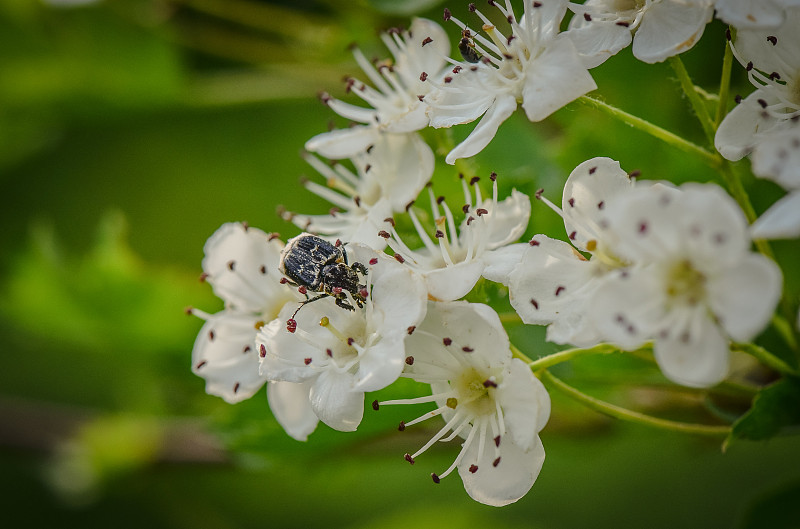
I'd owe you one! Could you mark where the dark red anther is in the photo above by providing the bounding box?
[437,195,446,204]
[407,326,416,335]
[233,382,240,394]
[359,287,368,299]
[435,230,444,238]
[304,357,312,365]
[494,435,501,447]
[184,306,194,315]
[462,204,470,214]
[280,277,289,284]
[326,348,333,357]
[470,176,480,185]
[568,197,575,207]
[443,7,451,20]
[468,2,476,11]
[372,400,380,411]
[405,200,415,211]
[404,453,415,464]
[767,35,777,45]
[195,360,207,369]
[420,71,428,82]
[394,254,405,263]
[469,464,478,473]
[260,344,267,358]
[476,208,488,216]
[443,337,452,346]
[243,345,251,354]
[555,286,566,296]
[535,188,544,199]
[398,421,406,431]
[483,379,497,388]
[199,272,209,282]
[268,232,281,241]
[431,473,440,484]
[597,200,605,209]
[467,216,475,225]
[584,12,592,21]
[493,457,501,467]
[638,221,648,234]
[298,285,307,295]
[208,330,215,341]
[259,265,267,274]
[453,65,463,74]
[422,37,433,46]
[369,257,379,265]
[629,169,641,178]
[354,196,361,207]
[533,1,542,6]
[462,346,474,352]
[378,230,391,239]
[490,172,497,181]
[569,231,577,240]
[347,337,355,346]
[530,299,539,309]
[286,319,297,333]
[405,355,415,365]
[384,217,396,227]
[529,239,540,246]
[444,76,453,83]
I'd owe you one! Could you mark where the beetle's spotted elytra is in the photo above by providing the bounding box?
[279,233,369,330]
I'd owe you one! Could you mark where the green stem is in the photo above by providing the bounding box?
[498,312,523,324]
[541,370,731,437]
[715,30,735,128]
[576,96,718,167]
[731,342,799,377]
[668,55,717,145]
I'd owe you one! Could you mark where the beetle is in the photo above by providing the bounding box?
[279,233,368,319]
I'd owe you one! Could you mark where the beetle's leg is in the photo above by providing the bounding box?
[335,297,356,311]
[291,293,328,319]
[352,262,368,276]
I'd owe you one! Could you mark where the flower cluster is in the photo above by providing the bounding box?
[189,0,799,508]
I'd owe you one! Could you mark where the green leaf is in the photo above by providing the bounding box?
[725,378,800,449]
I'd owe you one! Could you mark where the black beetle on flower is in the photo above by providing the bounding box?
[279,233,369,321]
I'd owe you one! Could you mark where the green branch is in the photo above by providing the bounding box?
[576,96,719,167]
[669,55,717,145]
[715,31,735,128]
[541,370,731,437]
[732,342,799,377]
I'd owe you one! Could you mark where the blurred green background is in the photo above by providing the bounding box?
[2,1,799,527]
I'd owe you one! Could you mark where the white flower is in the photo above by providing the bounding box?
[588,183,783,388]
[285,132,433,250]
[715,0,800,29]
[566,0,713,66]
[378,301,550,507]
[715,9,800,161]
[382,173,531,301]
[427,0,596,164]
[256,246,428,431]
[508,157,634,346]
[305,18,450,158]
[189,222,317,441]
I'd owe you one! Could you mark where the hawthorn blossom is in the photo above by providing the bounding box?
[566,0,713,66]
[256,246,427,431]
[188,223,318,440]
[715,9,800,162]
[284,133,433,250]
[378,301,551,507]
[381,173,531,301]
[427,0,596,164]
[588,183,783,388]
[305,18,450,158]
[715,0,800,29]
[508,157,635,346]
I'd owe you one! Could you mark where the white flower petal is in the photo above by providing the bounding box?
[427,70,495,128]
[459,433,545,507]
[497,359,551,450]
[708,253,783,342]
[352,334,407,393]
[751,126,800,188]
[191,312,268,403]
[372,266,428,332]
[751,191,800,239]
[424,260,486,301]
[364,133,434,211]
[509,235,605,346]
[481,243,527,285]
[202,222,288,314]
[653,310,730,388]
[564,20,633,68]
[715,91,781,161]
[309,369,365,432]
[445,93,518,164]
[520,37,597,121]
[590,269,664,350]
[305,126,378,159]
[257,312,320,384]
[267,380,319,441]
[631,0,712,63]
[483,189,531,249]
[562,156,634,252]
[715,0,788,28]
